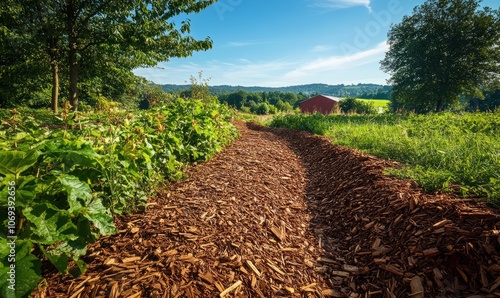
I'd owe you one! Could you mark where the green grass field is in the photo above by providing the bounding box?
[269,112,500,204]
[355,98,391,111]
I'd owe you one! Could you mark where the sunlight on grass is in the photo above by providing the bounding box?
[270,112,500,203]
[355,98,391,111]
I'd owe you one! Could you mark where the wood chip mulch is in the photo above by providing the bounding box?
[33,121,500,298]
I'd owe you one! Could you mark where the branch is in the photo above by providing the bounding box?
[77,0,113,33]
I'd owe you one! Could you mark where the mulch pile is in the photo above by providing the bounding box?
[33,122,500,298]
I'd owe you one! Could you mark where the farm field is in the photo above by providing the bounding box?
[1,99,498,298]
[270,112,500,203]
[354,98,391,111]
[3,0,500,297]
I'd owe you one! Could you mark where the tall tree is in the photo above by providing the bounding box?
[0,1,60,109]
[64,0,217,111]
[1,0,216,111]
[381,0,500,113]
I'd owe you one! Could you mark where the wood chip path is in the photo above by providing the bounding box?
[34,122,500,298]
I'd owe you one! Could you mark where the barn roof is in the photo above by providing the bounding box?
[300,94,341,104]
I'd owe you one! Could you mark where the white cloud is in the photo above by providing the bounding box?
[310,0,371,12]
[284,41,388,80]
[311,45,333,53]
[134,58,298,87]
[226,41,271,47]
[133,42,390,87]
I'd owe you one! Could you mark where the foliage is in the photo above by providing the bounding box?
[164,83,392,98]
[381,0,500,113]
[356,99,390,112]
[270,112,500,204]
[0,101,237,297]
[218,90,304,115]
[179,71,220,105]
[339,97,377,114]
[217,91,389,116]
[0,0,217,111]
[137,83,177,109]
[465,89,500,112]
[0,3,53,109]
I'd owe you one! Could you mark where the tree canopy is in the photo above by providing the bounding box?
[381,0,500,113]
[0,0,216,111]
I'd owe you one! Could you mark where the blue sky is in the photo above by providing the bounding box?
[134,0,499,87]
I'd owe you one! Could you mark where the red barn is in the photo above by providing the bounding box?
[300,95,340,115]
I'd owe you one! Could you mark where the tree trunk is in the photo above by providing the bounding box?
[48,35,60,114]
[68,45,78,111]
[51,59,59,113]
[436,99,443,112]
[67,0,78,111]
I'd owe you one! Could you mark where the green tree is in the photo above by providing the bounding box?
[1,0,216,111]
[275,99,292,112]
[0,1,61,109]
[339,97,376,114]
[223,90,248,109]
[381,0,500,113]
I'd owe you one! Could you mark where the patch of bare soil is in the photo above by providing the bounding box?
[34,122,500,298]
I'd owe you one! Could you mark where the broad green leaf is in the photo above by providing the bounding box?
[0,264,10,298]
[23,203,79,245]
[0,175,37,207]
[86,198,116,236]
[40,246,69,274]
[0,150,39,177]
[58,175,92,214]
[69,259,88,278]
[55,240,88,260]
[0,240,41,298]
[64,151,100,168]
[0,238,10,259]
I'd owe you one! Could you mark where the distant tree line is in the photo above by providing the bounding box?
[359,89,391,99]
[163,83,393,98]
[212,90,382,115]
[216,90,307,115]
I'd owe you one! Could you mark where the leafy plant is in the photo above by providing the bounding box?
[0,99,237,296]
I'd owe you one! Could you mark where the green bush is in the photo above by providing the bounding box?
[253,102,277,115]
[0,99,237,297]
[340,97,377,114]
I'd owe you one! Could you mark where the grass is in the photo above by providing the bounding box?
[355,98,391,111]
[235,111,291,124]
[269,112,500,204]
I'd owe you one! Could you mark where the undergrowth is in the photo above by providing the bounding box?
[270,112,500,204]
[0,99,237,297]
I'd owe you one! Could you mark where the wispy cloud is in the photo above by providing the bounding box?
[226,40,271,47]
[134,42,389,87]
[284,41,388,80]
[310,0,371,12]
[310,45,333,53]
[135,58,298,87]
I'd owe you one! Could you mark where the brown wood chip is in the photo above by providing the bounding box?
[410,276,424,298]
[219,280,242,297]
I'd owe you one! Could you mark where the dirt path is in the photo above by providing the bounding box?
[35,122,500,298]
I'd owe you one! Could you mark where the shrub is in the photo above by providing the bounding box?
[340,97,377,114]
[0,100,237,297]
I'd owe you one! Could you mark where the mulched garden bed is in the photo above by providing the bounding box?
[33,122,500,298]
